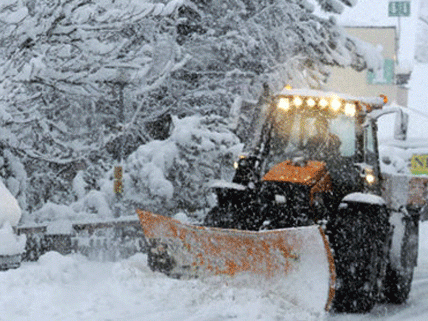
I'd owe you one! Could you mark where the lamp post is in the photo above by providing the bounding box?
[110,68,131,217]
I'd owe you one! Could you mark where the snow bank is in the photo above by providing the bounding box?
[3,223,428,320]
[0,222,26,255]
[0,252,324,321]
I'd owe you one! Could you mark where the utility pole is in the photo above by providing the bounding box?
[111,68,130,217]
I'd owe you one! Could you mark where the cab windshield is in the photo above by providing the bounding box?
[266,108,356,167]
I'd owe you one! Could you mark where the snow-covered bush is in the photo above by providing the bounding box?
[124,115,243,216]
[0,179,26,255]
[28,202,79,225]
[28,191,114,224]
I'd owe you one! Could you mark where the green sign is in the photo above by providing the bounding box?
[388,1,411,17]
[367,59,395,85]
[411,155,428,175]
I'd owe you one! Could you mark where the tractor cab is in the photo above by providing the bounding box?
[268,92,358,164]
[234,89,387,207]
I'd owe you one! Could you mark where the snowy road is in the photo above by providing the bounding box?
[1,221,428,321]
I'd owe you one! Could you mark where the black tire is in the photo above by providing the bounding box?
[382,265,414,304]
[203,206,236,228]
[382,212,419,304]
[329,201,390,313]
[204,201,264,230]
[147,240,176,275]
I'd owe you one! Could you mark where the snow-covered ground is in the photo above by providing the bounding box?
[0,220,427,321]
[2,64,428,320]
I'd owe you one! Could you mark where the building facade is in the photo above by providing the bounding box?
[325,26,409,106]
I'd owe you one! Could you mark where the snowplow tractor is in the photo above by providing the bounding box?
[138,88,422,313]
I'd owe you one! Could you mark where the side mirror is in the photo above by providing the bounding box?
[394,110,408,141]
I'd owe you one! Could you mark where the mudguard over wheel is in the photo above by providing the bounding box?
[328,195,390,313]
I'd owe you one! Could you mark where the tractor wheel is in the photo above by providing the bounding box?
[147,240,176,275]
[203,206,221,227]
[204,202,263,230]
[382,211,419,304]
[382,265,414,304]
[329,201,390,313]
[203,206,236,228]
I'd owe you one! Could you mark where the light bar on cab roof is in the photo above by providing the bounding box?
[307,98,316,107]
[344,103,357,117]
[278,88,387,113]
[278,97,291,111]
[275,94,360,117]
[293,96,303,107]
[330,96,341,112]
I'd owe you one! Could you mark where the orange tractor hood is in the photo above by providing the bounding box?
[262,160,329,187]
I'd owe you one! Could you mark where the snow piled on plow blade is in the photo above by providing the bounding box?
[137,210,335,313]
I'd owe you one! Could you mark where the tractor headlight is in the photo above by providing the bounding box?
[366,172,376,185]
[278,97,291,111]
[234,155,247,169]
[307,97,316,107]
[319,98,328,109]
[293,96,303,107]
[330,96,341,112]
[364,168,376,185]
[344,103,357,117]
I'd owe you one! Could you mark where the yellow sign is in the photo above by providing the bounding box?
[114,179,123,194]
[410,155,428,175]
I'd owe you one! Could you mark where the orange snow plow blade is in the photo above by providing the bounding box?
[137,209,336,311]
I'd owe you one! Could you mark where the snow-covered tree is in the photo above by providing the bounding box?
[0,0,382,218]
[0,0,188,211]
[169,0,366,110]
